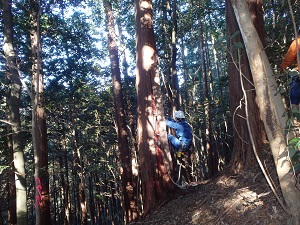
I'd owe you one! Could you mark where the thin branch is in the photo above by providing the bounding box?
[0,119,15,126]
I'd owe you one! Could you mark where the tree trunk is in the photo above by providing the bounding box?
[64,148,72,225]
[88,174,95,225]
[103,0,137,221]
[135,0,173,216]
[2,0,28,224]
[7,132,17,225]
[231,0,300,223]
[226,0,266,173]
[199,22,215,177]
[116,15,140,220]
[159,0,173,114]
[180,41,189,109]
[72,129,87,225]
[170,0,180,110]
[29,1,51,224]
[79,181,87,225]
[59,142,72,225]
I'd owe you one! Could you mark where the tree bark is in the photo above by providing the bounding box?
[29,1,51,224]
[135,0,173,216]
[199,22,215,177]
[2,0,28,224]
[226,0,266,172]
[231,0,300,223]
[103,0,137,221]
[170,0,180,110]
[59,141,72,225]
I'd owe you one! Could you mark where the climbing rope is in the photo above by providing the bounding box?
[167,151,190,189]
[168,161,190,189]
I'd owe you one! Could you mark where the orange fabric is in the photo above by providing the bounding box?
[281,37,300,71]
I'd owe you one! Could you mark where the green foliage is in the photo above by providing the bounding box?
[289,137,300,172]
[0,165,9,174]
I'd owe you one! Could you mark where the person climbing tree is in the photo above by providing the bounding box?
[166,110,194,184]
[281,27,300,111]
[166,110,193,152]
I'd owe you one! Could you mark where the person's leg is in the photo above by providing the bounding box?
[167,134,181,151]
[296,81,300,112]
[290,81,300,130]
[168,134,183,184]
[290,81,300,127]
[290,80,300,111]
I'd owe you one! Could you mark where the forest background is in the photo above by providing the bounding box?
[1,0,300,225]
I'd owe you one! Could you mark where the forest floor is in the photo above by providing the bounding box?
[130,146,293,225]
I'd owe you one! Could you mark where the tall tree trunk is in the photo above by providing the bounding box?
[59,140,72,225]
[179,41,189,109]
[135,0,173,216]
[87,173,95,225]
[71,161,80,225]
[71,128,87,225]
[116,14,140,220]
[160,0,173,114]
[103,0,137,222]
[63,145,72,225]
[226,0,266,173]
[248,0,266,48]
[231,0,300,223]
[78,181,87,225]
[7,130,17,225]
[170,0,180,110]
[29,1,51,224]
[2,0,28,224]
[199,22,215,177]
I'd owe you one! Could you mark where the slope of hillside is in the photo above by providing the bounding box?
[131,150,292,225]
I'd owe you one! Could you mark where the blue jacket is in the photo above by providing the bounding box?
[166,118,193,147]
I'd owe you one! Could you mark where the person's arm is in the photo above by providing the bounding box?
[281,40,297,71]
[166,118,178,129]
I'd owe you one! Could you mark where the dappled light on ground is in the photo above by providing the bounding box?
[130,148,291,225]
